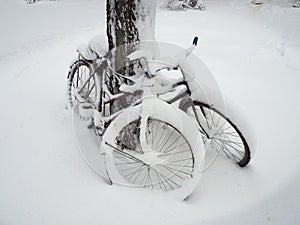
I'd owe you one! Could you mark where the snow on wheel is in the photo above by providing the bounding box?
[181,101,251,167]
[67,60,96,118]
[101,98,205,200]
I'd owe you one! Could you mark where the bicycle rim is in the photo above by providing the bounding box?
[68,60,96,108]
[112,118,195,191]
[184,101,250,167]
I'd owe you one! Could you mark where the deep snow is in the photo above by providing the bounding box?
[0,0,300,225]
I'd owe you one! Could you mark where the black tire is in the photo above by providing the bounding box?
[67,60,96,108]
[181,101,250,167]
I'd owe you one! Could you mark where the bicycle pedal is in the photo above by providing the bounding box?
[94,126,105,136]
[78,103,93,118]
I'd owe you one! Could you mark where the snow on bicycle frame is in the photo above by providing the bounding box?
[125,38,225,111]
[101,38,206,200]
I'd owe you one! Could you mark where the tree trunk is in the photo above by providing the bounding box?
[106,0,156,86]
[106,0,157,112]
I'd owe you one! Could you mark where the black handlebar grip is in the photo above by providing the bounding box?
[193,36,198,46]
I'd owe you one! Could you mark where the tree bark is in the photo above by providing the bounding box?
[106,0,156,75]
[106,0,157,109]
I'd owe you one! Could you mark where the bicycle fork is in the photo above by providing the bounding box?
[187,98,210,139]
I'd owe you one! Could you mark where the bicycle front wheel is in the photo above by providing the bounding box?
[181,101,250,167]
[101,98,204,199]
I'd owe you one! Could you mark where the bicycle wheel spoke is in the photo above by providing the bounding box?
[148,169,154,189]
[220,140,244,157]
[159,129,176,152]
[126,166,146,181]
[213,139,242,161]
[112,118,196,192]
[222,142,242,161]
[155,169,180,190]
[168,157,193,163]
[108,142,148,166]
[158,149,190,157]
[187,102,250,166]
[68,61,97,118]
[150,120,155,145]
[85,82,95,101]
[213,137,244,148]
[213,139,232,159]
[154,122,168,148]
[161,133,181,153]
[154,169,163,190]
[132,166,145,183]
[140,169,149,187]
[114,152,145,165]
[163,141,187,154]
[165,163,193,168]
[203,107,214,129]
[211,120,227,137]
[152,120,161,145]
[118,164,144,172]
[160,164,192,178]
[144,169,150,188]
[218,130,240,138]
[218,125,234,133]
[115,161,142,166]
[215,115,222,128]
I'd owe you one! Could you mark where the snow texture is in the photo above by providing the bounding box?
[136,0,157,41]
[76,43,97,60]
[162,0,206,11]
[0,0,300,224]
[88,34,108,58]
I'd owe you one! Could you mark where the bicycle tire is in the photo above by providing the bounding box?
[67,59,96,108]
[181,101,251,167]
[101,98,205,199]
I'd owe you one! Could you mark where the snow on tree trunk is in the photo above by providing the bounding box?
[106,0,157,110]
[107,0,156,75]
[163,0,206,11]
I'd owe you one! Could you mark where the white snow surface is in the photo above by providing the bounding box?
[0,0,300,225]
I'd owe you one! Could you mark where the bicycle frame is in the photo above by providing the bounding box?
[74,56,142,130]
[75,54,210,139]
[70,36,251,172]
[74,36,210,138]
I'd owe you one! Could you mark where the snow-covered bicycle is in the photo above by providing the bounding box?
[67,36,251,168]
[100,55,206,198]
[68,36,206,198]
[67,36,251,198]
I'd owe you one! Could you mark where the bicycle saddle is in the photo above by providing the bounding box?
[88,35,108,58]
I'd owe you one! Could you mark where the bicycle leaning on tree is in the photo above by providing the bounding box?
[67,36,251,198]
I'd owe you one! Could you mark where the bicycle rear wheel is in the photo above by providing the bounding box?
[181,101,250,167]
[67,60,96,111]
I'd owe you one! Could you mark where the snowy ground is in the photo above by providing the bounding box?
[0,0,300,224]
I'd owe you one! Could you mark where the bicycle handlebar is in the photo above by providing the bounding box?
[193,36,198,46]
[182,36,199,58]
[153,36,198,73]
